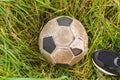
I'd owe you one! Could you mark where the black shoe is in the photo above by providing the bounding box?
[92,50,120,76]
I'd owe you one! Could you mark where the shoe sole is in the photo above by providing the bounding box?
[92,59,117,76]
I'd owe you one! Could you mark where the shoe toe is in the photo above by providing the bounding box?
[92,50,120,76]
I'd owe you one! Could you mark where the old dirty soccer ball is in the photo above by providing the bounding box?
[39,16,88,66]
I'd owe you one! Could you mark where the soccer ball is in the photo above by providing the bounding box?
[39,16,88,66]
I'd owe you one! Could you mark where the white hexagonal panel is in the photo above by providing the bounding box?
[70,20,88,49]
[41,49,56,64]
[54,27,74,47]
[52,48,73,64]
[40,19,60,37]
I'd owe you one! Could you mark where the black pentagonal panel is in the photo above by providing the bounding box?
[71,48,83,56]
[43,36,56,54]
[57,17,73,26]
[55,63,69,66]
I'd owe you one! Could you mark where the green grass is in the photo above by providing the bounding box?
[0,0,120,80]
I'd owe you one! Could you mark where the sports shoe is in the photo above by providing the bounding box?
[92,50,120,76]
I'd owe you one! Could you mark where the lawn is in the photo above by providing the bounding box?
[0,0,120,80]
